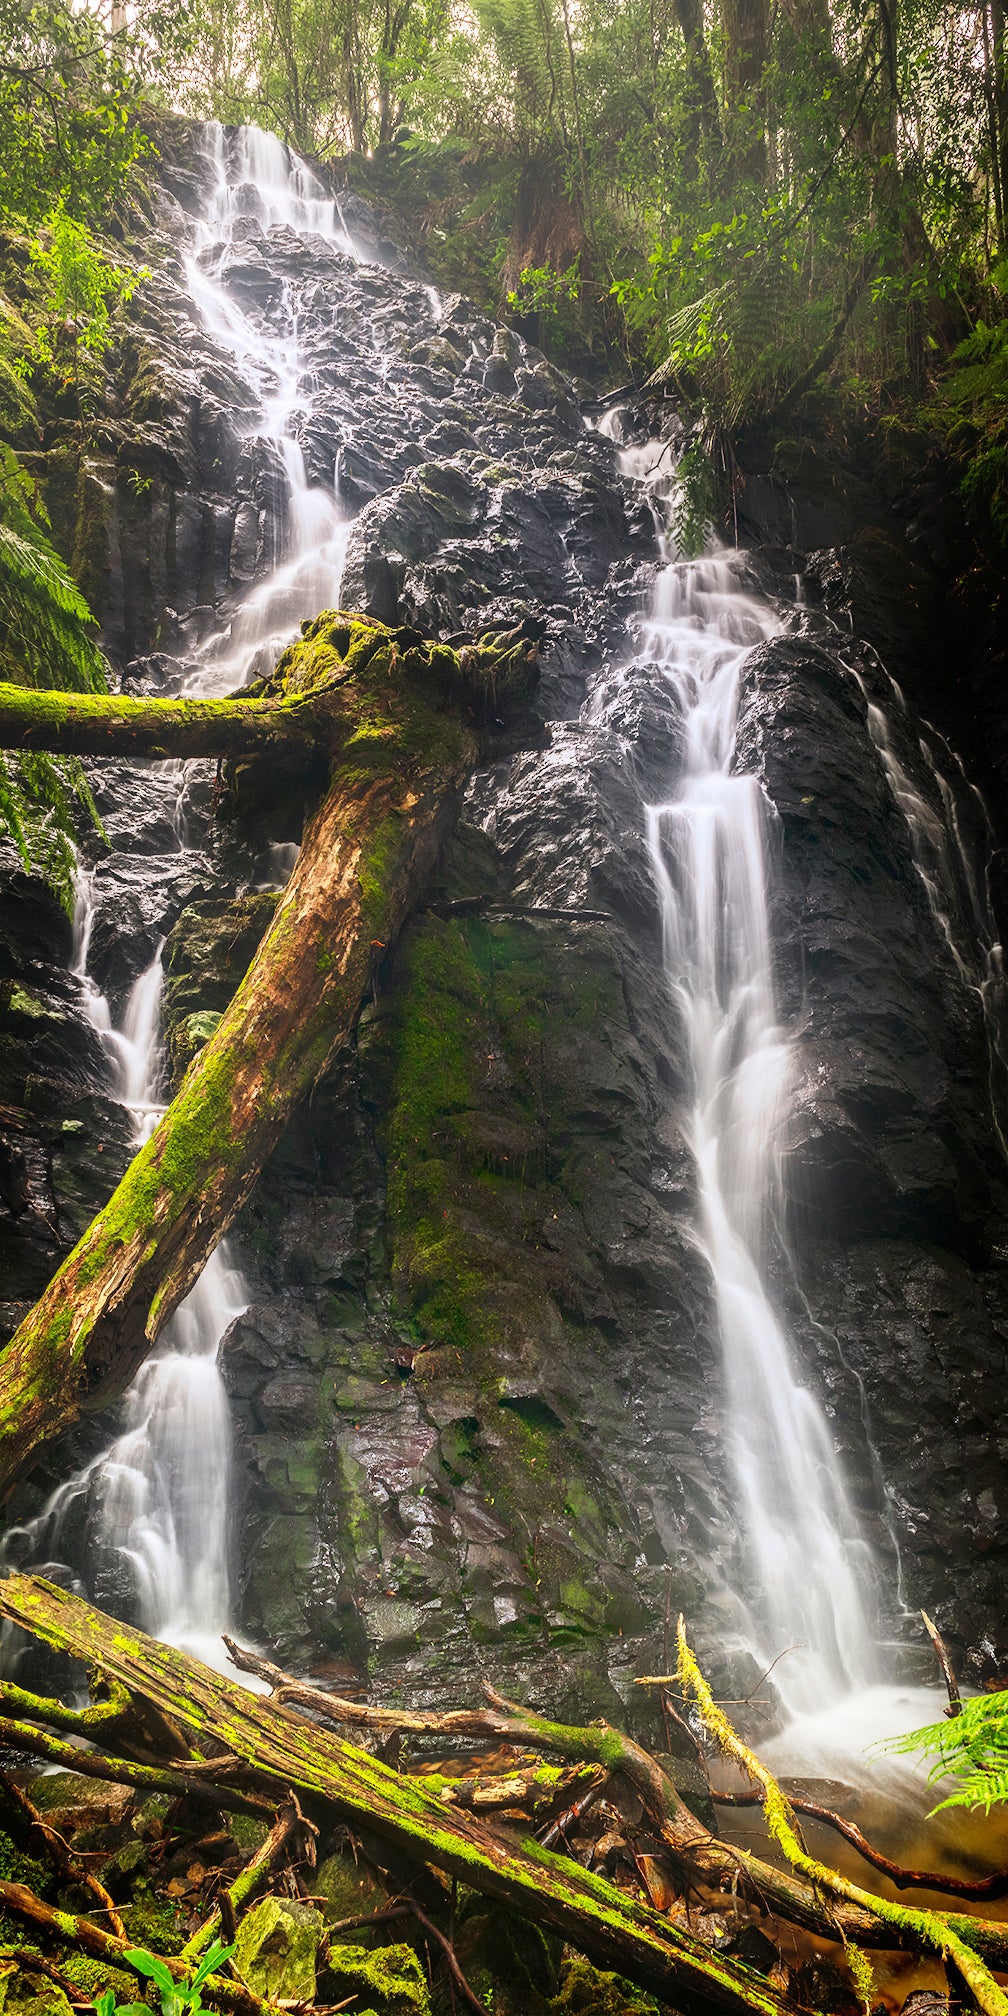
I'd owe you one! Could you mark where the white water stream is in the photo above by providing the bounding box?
[5,126,362,1668]
[606,427,1008,1791]
[183,123,355,694]
[640,537,876,1714]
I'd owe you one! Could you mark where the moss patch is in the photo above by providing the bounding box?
[378,910,649,1648]
[322,1940,430,2015]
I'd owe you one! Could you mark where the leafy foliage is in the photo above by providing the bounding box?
[29,200,146,396]
[0,446,108,905]
[95,1941,236,2016]
[0,0,149,226]
[921,314,1008,551]
[886,1691,1008,1813]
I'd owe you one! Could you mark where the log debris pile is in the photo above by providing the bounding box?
[1,1577,1007,2016]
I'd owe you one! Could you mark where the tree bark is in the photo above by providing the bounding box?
[0,612,540,1497]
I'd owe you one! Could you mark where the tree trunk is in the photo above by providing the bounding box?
[0,613,540,1497]
[720,0,769,181]
[673,0,723,179]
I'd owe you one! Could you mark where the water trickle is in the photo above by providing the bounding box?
[847,656,1008,1163]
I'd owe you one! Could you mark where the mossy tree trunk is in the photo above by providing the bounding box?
[0,612,540,1496]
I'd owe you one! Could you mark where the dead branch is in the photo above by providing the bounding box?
[0,1768,126,1936]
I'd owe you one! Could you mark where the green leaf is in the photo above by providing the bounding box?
[124,1949,178,1995]
[189,1941,236,1993]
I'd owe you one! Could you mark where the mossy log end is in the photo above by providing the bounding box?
[0,1574,803,2016]
[0,610,543,762]
[0,612,541,1497]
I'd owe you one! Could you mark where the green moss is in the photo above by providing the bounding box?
[118,1887,184,1954]
[231,1896,323,2002]
[323,1940,430,2015]
[0,1830,52,1899]
[549,1956,661,2016]
[376,911,643,1645]
[0,1962,74,2016]
[7,984,46,1019]
[44,1953,138,2005]
[314,1847,388,1922]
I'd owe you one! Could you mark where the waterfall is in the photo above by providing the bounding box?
[2,125,364,1668]
[629,443,877,1713]
[2,869,245,1664]
[182,124,354,694]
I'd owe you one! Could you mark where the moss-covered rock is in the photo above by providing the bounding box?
[162,894,277,1083]
[231,1896,324,2002]
[322,1940,429,2015]
[549,1955,664,2016]
[0,1964,73,2016]
[314,1844,389,1922]
[456,1903,560,2015]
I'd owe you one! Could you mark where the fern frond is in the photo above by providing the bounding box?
[644,283,731,385]
[885,1688,1008,1815]
[0,445,109,902]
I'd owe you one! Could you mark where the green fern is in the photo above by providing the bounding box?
[0,443,109,905]
[885,1690,1008,1815]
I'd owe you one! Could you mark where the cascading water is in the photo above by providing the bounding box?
[183,124,355,694]
[3,872,246,1663]
[3,125,366,1667]
[643,546,876,1711]
[602,421,880,1715]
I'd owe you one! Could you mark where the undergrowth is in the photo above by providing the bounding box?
[0,442,109,905]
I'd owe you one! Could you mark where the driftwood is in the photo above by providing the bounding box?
[0,611,541,1496]
[2,1575,1008,2016]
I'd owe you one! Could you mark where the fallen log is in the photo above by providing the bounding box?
[0,1574,819,2016]
[225,1637,1008,1960]
[0,612,541,1496]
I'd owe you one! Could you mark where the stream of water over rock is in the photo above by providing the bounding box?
[640,541,876,1715]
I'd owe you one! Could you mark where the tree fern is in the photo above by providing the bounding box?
[0,444,108,906]
[886,1690,1008,1814]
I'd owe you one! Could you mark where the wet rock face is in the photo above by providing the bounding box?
[3,120,1008,1697]
[737,634,1006,1258]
